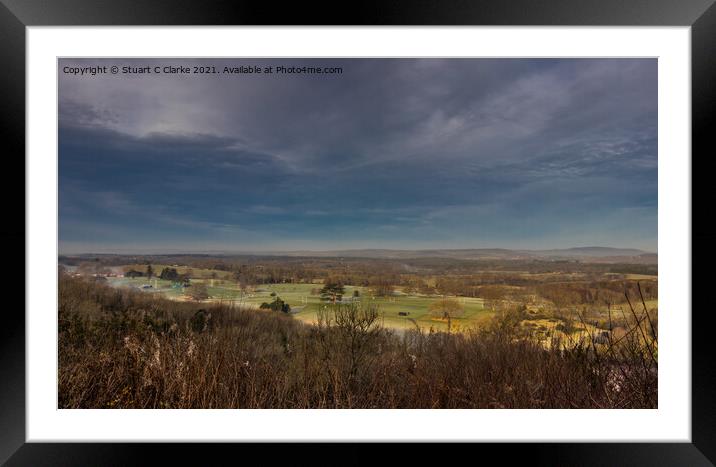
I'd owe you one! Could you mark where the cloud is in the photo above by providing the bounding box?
[58,58,657,252]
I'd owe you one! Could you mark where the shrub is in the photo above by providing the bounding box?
[260,296,291,313]
[58,276,656,409]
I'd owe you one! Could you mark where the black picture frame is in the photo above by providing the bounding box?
[3,1,714,464]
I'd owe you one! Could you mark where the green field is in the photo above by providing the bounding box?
[108,276,186,298]
[107,277,494,332]
[105,261,658,336]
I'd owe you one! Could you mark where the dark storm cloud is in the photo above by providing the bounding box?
[58,58,657,253]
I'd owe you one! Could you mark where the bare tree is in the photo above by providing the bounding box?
[317,302,382,386]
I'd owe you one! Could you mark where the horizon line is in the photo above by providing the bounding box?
[59,245,658,256]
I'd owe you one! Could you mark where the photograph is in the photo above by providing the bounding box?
[57,57,658,409]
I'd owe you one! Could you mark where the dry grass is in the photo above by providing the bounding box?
[58,275,656,409]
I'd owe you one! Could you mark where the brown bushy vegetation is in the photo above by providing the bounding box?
[59,275,656,409]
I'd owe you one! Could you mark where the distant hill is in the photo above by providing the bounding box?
[260,247,656,263]
[529,247,649,257]
[63,246,657,264]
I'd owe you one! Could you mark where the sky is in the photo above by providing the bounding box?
[58,58,657,254]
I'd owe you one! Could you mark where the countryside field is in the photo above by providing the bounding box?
[106,276,492,332]
[58,252,659,409]
[66,251,658,348]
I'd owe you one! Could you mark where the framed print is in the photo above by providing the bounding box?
[3,0,715,464]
